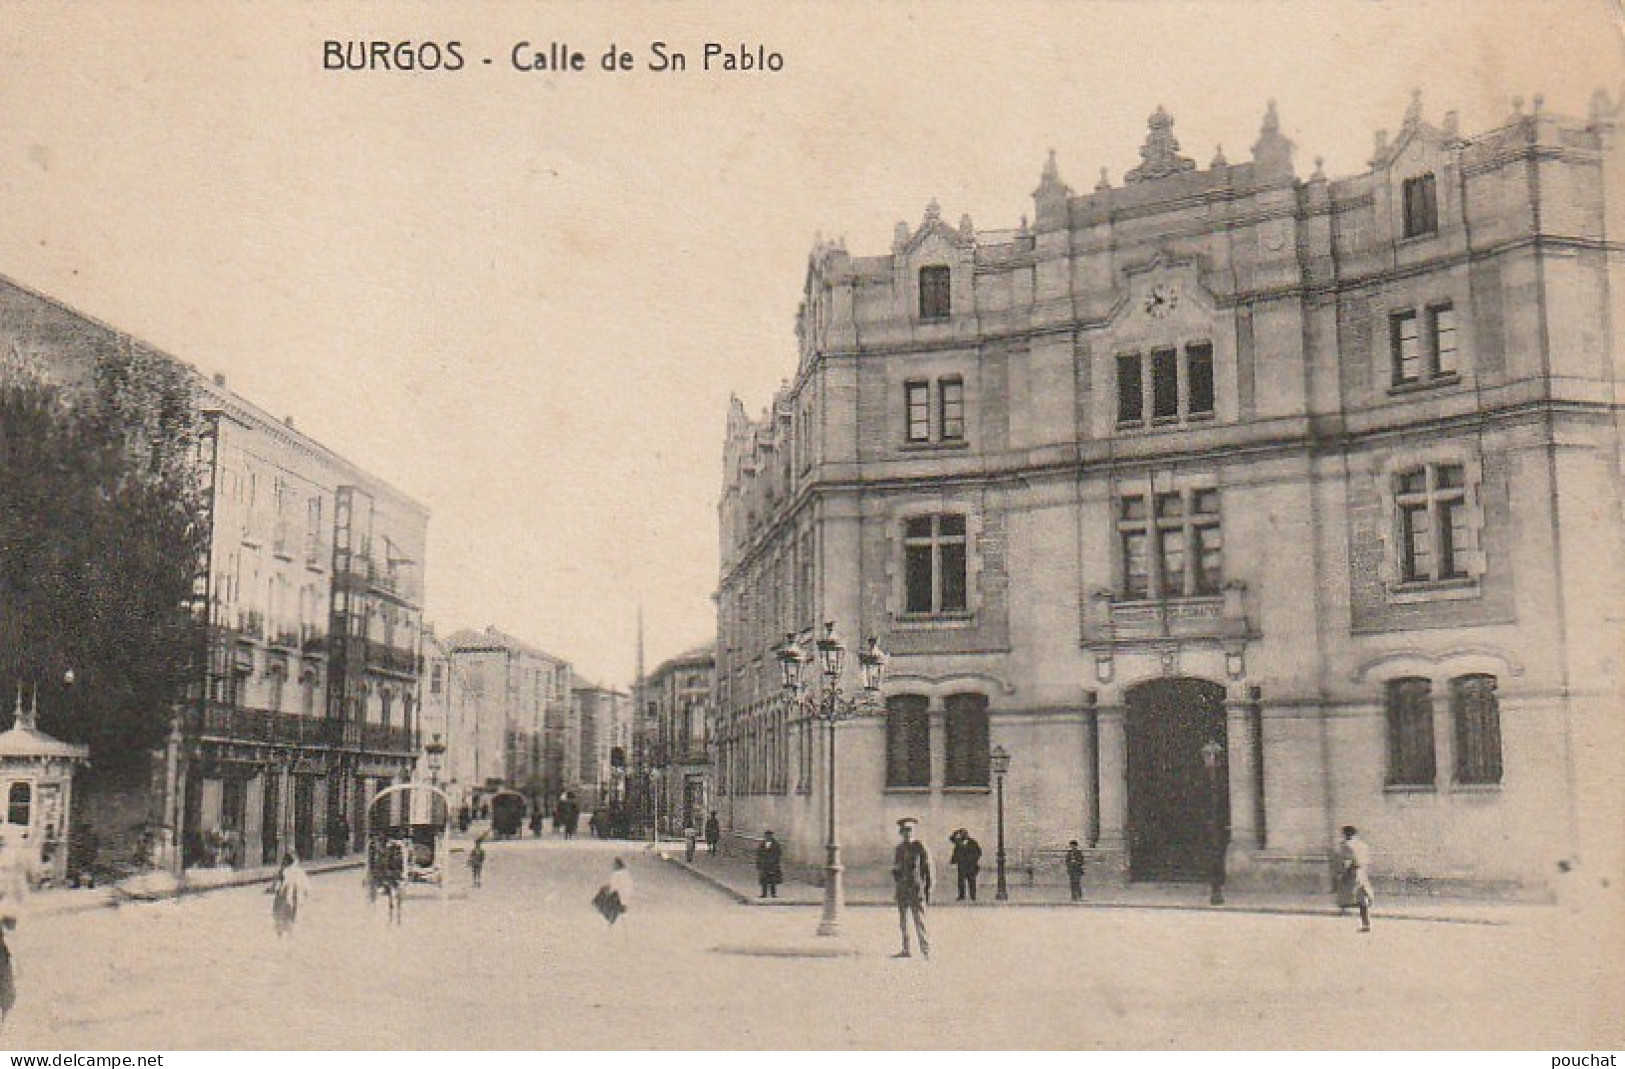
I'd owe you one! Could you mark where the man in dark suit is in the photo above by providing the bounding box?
[949,829,983,901]
[892,818,932,958]
[755,830,783,898]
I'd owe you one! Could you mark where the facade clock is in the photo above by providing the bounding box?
[1144,284,1180,318]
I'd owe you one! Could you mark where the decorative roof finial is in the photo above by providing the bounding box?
[1125,105,1196,183]
[958,213,975,242]
[1403,88,1423,130]
[1211,144,1228,168]
[1096,167,1110,191]
[1043,148,1059,181]
[923,198,941,226]
[1312,156,1326,181]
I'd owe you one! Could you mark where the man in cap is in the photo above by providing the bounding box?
[891,817,931,958]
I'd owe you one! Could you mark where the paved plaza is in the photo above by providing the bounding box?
[2,837,1619,1049]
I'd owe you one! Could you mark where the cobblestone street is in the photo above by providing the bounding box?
[2,838,1618,1049]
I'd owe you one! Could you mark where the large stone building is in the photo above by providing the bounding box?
[442,627,575,808]
[0,274,430,870]
[642,643,715,833]
[420,625,476,811]
[715,93,1625,895]
[572,681,632,809]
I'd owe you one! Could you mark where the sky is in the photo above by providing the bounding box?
[0,0,1620,687]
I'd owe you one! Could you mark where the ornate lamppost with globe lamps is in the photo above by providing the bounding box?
[990,744,1012,901]
[776,622,886,938]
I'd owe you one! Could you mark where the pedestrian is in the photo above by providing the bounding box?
[593,857,633,926]
[0,830,38,1030]
[1336,825,1374,932]
[704,811,721,856]
[1064,839,1087,902]
[755,830,783,898]
[468,834,487,889]
[949,829,982,902]
[271,851,312,938]
[683,823,698,863]
[891,817,931,959]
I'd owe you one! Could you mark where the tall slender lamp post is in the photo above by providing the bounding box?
[990,744,1012,901]
[1201,738,1226,906]
[777,623,885,938]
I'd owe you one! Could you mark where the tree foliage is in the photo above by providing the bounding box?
[0,347,207,771]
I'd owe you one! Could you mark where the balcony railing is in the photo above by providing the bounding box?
[365,641,421,677]
[186,702,419,755]
[1083,583,1251,644]
[236,611,264,640]
[269,627,300,650]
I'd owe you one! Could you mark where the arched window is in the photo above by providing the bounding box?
[1451,674,1502,785]
[1385,677,1436,787]
[886,695,931,788]
[7,782,31,827]
[944,693,990,787]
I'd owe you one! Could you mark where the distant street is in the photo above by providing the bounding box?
[3,837,1617,1049]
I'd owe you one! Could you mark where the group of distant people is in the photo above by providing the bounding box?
[729,817,1380,959]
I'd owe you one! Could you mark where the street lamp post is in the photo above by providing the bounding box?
[777,622,885,938]
[650,766,662,845]
[990,744,1011,901]
[424,732,446,787]
[1201,738,1226,906]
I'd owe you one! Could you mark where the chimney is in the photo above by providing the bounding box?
[212,372,226,386]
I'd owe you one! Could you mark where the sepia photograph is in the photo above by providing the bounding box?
[0,0,1621,1053]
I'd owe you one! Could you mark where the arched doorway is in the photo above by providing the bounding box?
[1124,677,1228,882]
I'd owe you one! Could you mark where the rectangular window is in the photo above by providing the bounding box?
[902,513,969,616]
[1385,677,1437,787]
[1187,343,1215,416]
[1151,348,1179,420]
[1403,173,1438,238]
[1430,304,1457,376]
[919,265,951,320]
[1193,489,1223,595]
[1118,496,1149,600]
[1451,674,1503,785]
[1392,311,1421,384]
[905,381,930,442]
[1396,463,1469,583]
[1121,489,1222,599]
[939,377,965,441]
[305,497,323,566]
[1117,354,1144,425]
[886,695,932,787]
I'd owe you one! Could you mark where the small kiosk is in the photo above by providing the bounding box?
[0,688,90,886]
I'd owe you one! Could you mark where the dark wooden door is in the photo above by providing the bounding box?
[1125,678,1228,882]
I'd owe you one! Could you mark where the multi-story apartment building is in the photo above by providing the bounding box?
[187,374,427,867]
[715,94,1625,895]
[644,644,715,832]
[0,273,429,870]
[443,627,574,807]
[572,682,633,808]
